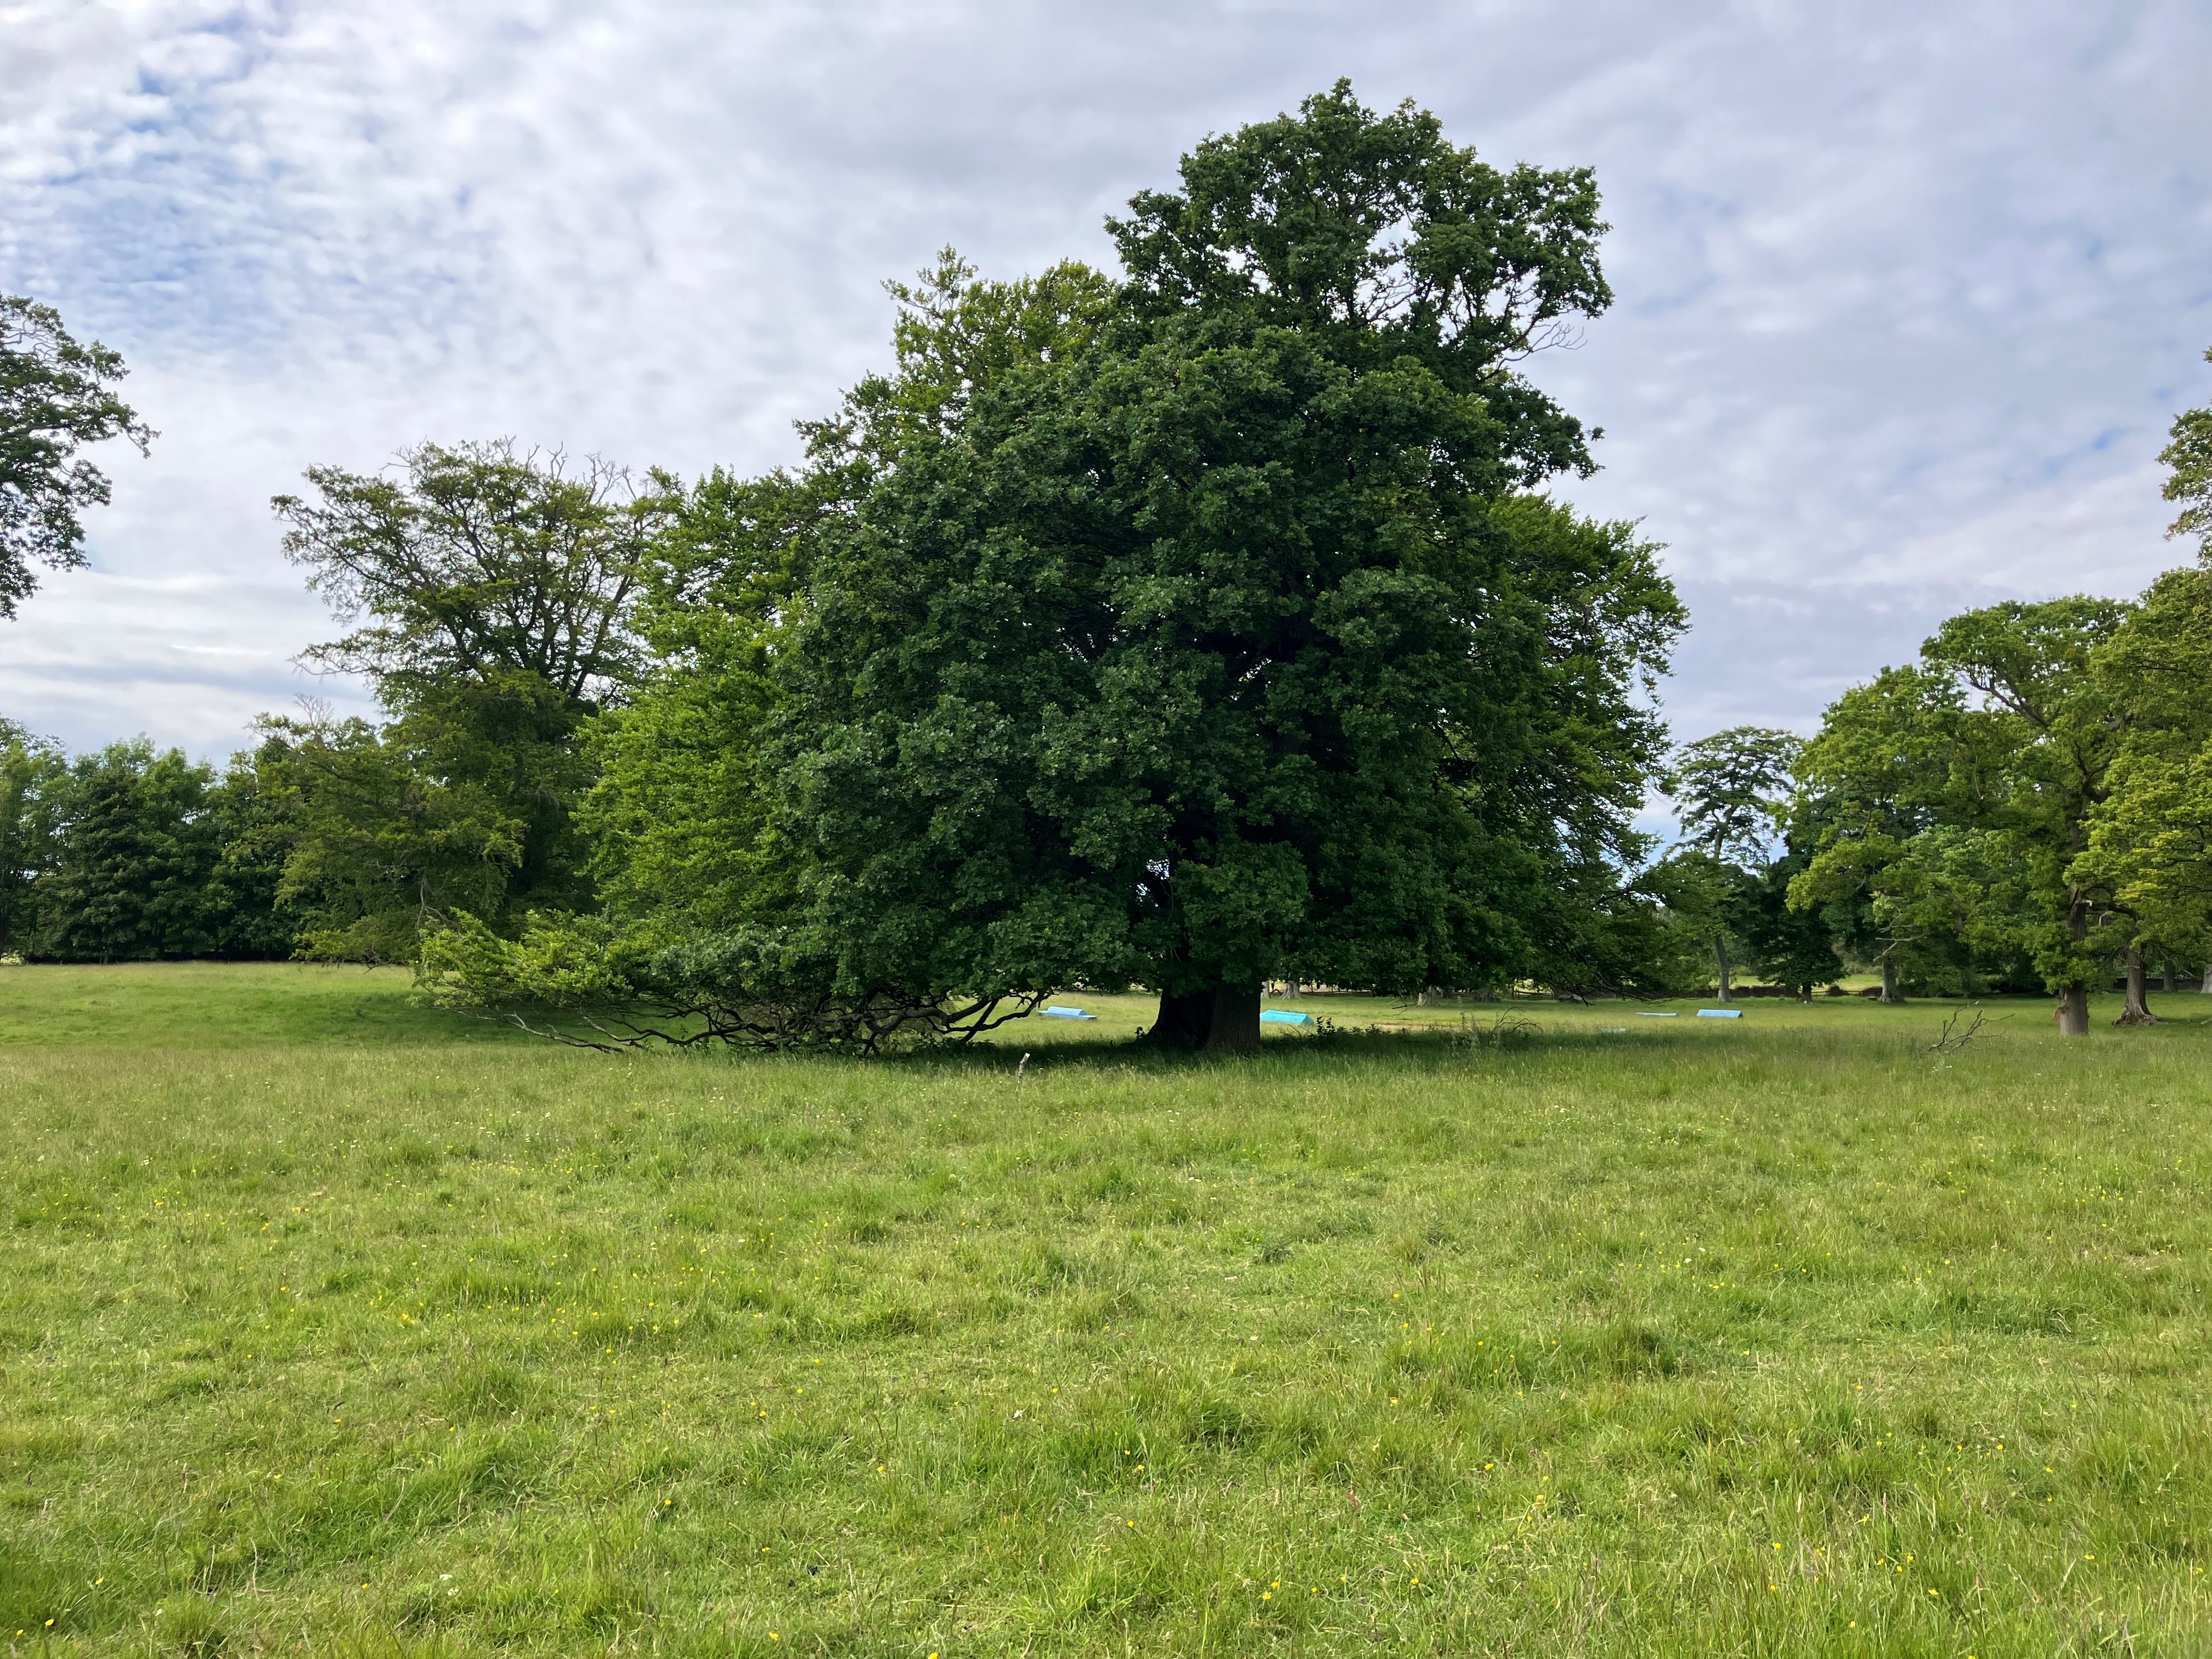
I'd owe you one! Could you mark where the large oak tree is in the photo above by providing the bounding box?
[430,86,1684,1052]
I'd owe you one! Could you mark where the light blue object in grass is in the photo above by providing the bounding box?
[1696,1008,1743,1019]
[1260,1010,1315,1026]
[1041,1006,1096,1020]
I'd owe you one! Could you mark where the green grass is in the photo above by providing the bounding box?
[2,964,2208,1655]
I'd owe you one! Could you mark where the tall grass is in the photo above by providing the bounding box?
[1,966,2206,1654]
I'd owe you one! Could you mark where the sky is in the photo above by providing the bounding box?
[3,0,2209,760]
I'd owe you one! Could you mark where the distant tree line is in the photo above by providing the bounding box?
[0,731,297,961]
[1648,342,2212,1029]
[6,89,2210,1044]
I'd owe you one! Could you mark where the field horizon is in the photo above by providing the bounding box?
[2,964,2206,1654]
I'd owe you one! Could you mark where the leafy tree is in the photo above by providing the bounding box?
[844,249,1118,463]
[202,741,310,959]
[2161,345,2211,556]
[1668,727,1802,864]
[259,704,555,962]
[1660,726,1803,997]
[1785,669,1959,1002]
[2077,563,2212,996]
[780,85,1669,1051]
[274,440,649,707]
[0,734,70,953]
[2074,357,2212,1002]
[573,466,830,939]
[1642,851,1750,996]
[1791,600,2134,1031]
[0,295,154,618]
[1735,848,1847,998]
[1,734,298,962]
[269,442,658,957]
[32,741,223,961]
[430,86,1684,1052]
[427,273,1118,1048]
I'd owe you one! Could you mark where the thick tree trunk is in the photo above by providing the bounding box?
[1147,984,1261,1053]
[2162,957,2176,994]
[1204,985,1261,1053]
[1149,988,1215,1049]
[1878,957,1899,1005]
[2056,985,2090,1036]
[2201,964,2212,995]
[1713,935,1732,1001]
[2118,947,2156,1025]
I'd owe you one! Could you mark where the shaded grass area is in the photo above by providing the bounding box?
[0,966,2207,1654]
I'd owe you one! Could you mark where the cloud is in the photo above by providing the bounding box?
[2,0,2208,755]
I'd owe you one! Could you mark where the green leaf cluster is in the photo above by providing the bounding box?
[0,293,154,619]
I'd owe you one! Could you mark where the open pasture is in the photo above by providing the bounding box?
[1,966,2208,1654]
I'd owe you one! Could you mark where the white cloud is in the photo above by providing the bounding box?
[1,0,2208,754]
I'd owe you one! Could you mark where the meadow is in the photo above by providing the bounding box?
[1,964,2208,1656]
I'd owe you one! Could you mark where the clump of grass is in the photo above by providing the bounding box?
[0,965,2207,1654]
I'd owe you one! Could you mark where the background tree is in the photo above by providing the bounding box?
[1668,726,1802,864]
[269,442,657,957]
[202,741,311,959]
[0,733,69,953]
[1791,600,2135,1032]
[1642,851,1749,996]
[1660,725,1803,997]
[1,731,303,962]
[1735,847,1849,998]
[2160,345,2210,556]
[32,741,222,962]
[2076,548,2212,998]
[2066,352,2212,1003]
[0,295,154,618]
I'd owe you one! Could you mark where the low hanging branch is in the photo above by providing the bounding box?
[417,911,1047,1056]
[485,985,1047,1057]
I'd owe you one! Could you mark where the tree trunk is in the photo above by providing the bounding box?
[2056,985,2089,1036]
[1204,984,1261,1053]
[1878,956,1898,1004]
[1148,988,1214,1049]
[1713,935,1732,1001]
[2118,947,2156,1025]
[1146,984,1261,1053]
[2201,964,2212,994]
[2055,883,2091,1035]
[2162,957,2176,994]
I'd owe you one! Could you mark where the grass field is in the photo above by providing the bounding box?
[2,964,2208,1655]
